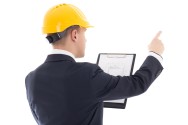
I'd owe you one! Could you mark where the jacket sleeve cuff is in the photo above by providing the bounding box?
[149,51,163,65]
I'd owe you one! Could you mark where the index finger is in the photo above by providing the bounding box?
[153,31,162,39]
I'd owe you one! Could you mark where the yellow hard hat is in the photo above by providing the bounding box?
[42,3,92,34]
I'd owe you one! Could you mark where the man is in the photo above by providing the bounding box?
[25,3,164,125]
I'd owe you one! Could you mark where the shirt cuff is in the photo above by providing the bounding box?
[149,51,163,65]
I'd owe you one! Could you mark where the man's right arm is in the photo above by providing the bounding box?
[89,31,165,101]
[89,55,163,101]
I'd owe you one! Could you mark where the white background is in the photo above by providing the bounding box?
[0,0,188,125]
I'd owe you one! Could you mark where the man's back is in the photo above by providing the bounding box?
[25,54,104,125]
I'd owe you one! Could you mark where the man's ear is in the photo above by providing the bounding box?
[71,29,79,42]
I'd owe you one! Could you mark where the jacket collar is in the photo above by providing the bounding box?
[45,54,76,63]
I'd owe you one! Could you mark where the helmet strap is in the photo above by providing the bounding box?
[46,32,66,43]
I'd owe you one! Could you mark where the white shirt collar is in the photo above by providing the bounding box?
[50,49,75,59]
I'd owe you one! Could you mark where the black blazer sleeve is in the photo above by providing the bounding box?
[89,56,163,101]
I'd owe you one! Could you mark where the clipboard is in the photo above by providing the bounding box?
[96,53,136,109]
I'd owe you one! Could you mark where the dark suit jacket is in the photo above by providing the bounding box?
[25,54,163,125]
